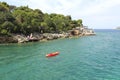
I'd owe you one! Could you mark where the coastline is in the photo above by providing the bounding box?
[0,27,95,44]
[0,2,95,44]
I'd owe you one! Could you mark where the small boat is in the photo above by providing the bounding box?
[46,52,59,57]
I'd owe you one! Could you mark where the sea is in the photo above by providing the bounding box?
[0,29,120,80]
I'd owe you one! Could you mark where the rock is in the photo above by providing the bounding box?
[0,36,18,43]
[71,26,96,36]
[40,39,47,42]
[70,30,80,35]
[0,26,96,44]
[13,34,28,43]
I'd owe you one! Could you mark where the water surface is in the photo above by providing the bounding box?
[0,29,120,80]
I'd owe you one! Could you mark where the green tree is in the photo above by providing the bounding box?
[0,2,83,35]
[0,21,15,35]
[0,2,9,12]
[77,19,83,27]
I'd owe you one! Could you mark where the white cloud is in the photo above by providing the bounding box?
[73,0,120,16]
[24,0,120,19]
[2,0,120,16]
[27,0,82,15]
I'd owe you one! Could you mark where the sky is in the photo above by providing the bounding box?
[1,0,120,29]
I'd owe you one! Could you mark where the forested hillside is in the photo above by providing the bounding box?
[0,2,83,36]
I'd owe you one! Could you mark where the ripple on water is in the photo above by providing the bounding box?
[0,29,120,80]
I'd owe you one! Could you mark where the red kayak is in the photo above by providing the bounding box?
[46,52,59,57]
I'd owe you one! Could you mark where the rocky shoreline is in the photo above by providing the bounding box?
[0,27,95,43]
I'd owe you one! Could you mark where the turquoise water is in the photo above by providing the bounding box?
[0,29,120,80]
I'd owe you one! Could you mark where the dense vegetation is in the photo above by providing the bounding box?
[0,2,83,35]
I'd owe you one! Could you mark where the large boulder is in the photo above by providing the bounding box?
[13,34,28,43]
[70,30,80,35]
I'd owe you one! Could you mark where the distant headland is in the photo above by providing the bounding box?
[116,27,120,30]
[0,2,95,43]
